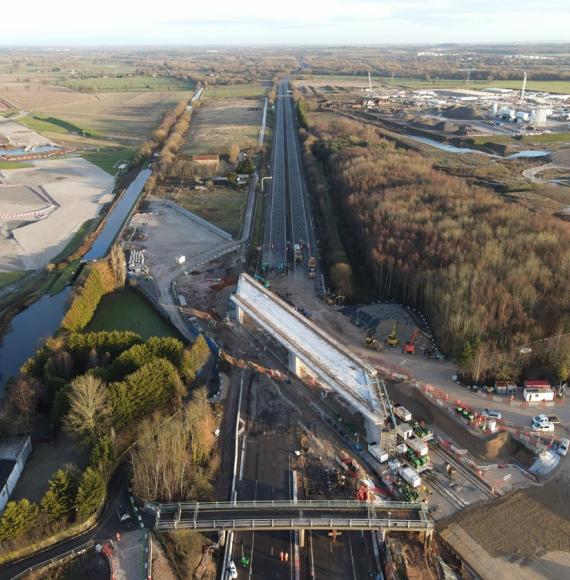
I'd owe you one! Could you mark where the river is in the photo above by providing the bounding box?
[0,168,151,392]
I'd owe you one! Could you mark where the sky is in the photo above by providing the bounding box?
[2,0,569,46]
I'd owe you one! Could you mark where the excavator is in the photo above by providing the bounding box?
[403,329,420,354]
[386,321,399,347]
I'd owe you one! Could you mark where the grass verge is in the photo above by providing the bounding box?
[0,161,34,169]
[82,148,135,175]
[0,271,29,289]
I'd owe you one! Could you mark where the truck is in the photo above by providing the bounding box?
[293,243,302,262]
[368,445,389,464]
[394,405,412,422]
[307,256,316,278]
[406,437,429,457]
[398,466,421,489]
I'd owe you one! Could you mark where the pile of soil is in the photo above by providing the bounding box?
[440,478,570,560]
[387,382,516,461]
[443,106,484,120]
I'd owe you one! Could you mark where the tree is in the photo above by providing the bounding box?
[75,468,105,521]
[40,468,76,522]
[6,377,40,424]
[228,143,240,164]
[64,374,111,443]
[0,499,38,541]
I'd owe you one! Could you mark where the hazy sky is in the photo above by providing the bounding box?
[2,0,569,45]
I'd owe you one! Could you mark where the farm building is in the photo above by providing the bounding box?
[0,436,32,512]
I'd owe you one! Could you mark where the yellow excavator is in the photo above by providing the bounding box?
[386,321,399,347]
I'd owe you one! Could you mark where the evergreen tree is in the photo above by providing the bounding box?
[75,468,105,521]
[40,469,76,522]
[0,499,38,541]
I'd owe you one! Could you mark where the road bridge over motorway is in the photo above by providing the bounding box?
[231,273,389,424]
[147,500,432,537]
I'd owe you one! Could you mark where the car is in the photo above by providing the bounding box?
[557,438,569,457]
[228,561,238,579]
[481,409,502,420]
[532,414,550,425]
[531,421,555,432]
[117,504,132,528]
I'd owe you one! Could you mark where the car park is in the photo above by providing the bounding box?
[557,438,569,456]
[481,409,502,420]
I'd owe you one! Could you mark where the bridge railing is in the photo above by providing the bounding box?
[148,499,424,513]
[155,517,434,532]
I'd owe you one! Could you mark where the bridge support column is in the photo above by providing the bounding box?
[423,528,433,548]
[219,530,227,547]
[299,528,306,548]
[379,529,386,543]
[288,350,301,375]
[236,305,244,325]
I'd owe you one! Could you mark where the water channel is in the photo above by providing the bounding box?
[0,168,151,392]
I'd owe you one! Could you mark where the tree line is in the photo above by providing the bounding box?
[299,112,570,380]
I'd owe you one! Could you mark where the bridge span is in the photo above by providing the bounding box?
[146,499,432,534]
[231,274,389,424]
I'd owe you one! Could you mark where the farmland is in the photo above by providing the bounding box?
[60,75,195,92]
[204,84,268,98]
[183,97,263,156]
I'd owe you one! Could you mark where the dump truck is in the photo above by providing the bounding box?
[307,256,316,278]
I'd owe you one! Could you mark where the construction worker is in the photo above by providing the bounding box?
[279,551,284,561]
[284,552,289,563]
[115,531,121,543]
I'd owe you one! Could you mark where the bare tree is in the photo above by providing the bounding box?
[64,375,110,443]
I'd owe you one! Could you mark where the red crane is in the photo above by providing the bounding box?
[403,329,420,355]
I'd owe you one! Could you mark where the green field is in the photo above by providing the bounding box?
[166,186,247,238]
[19,114,99,138]
[82,147,135,175]
[49,259,81,296]
[307,74,570,94]
[0,160,33,169]
[522,132,570,145]
[204,85,268,98]
[0,271,29,289]
[85,287,179,339]
[61,76,195,93]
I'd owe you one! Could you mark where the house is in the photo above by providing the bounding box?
[0,436,32,512]
[192,154,220,170]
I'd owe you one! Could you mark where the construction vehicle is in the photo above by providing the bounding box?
[293,243,302,262]
[365,329,381,350]
[403,329,420,355]
[307,256,317,278]
[254,273,270,288]
[386,321,399,347]
[411,421,433,441]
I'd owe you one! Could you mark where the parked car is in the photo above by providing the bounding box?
[481,409,502,420]
[531,421,555,433]
[532,414,551,425]
[117,504,132,528]
[557,438,569,456]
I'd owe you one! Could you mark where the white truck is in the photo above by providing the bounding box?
[406,437,429,457]
[394,405,412,422]
[396,423,413,441]
[368,445,389,464]
[399,466,421,489]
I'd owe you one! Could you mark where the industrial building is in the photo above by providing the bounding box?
[0,436,32,512]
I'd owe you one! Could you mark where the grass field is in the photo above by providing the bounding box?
[61,76,195,92]
[48,259,81,295]
[183,98,263,155]
[165,186,247,238]
[85,287,179,338]
[82,147,135,175]
[204,85,268,98]
[522,132,570,145]
[19,114,100,138]
[0,271,29,288]
[303,74,570,94]
[0,160,33,169]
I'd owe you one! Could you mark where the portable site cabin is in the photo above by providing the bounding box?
[523,380,554,402]
[494,381,517,395]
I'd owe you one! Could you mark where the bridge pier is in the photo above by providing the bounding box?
[236,305,245,325]
[219,530,227,546]
[288,350,301,375]
[423,528,434,548]
[299,528,306,548]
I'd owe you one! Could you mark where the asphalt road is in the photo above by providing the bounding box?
[0,463,130,580]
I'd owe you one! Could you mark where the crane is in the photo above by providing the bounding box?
[403,329,420,355]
